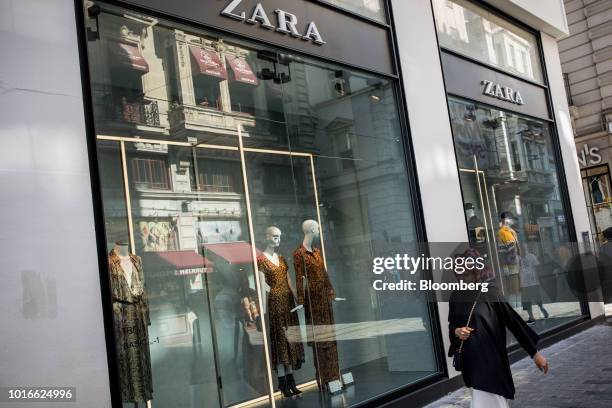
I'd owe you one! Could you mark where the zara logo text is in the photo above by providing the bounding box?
[481,80,524,105]
[221,0,326,45]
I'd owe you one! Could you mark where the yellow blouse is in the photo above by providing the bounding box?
[497,225,518,244]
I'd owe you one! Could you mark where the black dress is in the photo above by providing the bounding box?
[448,283,539,400]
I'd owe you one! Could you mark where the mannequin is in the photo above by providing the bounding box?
[464,203,485,244]
[109,242,153,406]
[293,220,340,390]
[497,212,521,306]
[257,227,305,397]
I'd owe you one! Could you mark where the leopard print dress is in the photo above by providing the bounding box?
[293,245,340,385]
[257,254,305,370]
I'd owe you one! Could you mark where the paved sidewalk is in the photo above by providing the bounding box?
[425,321,612,408]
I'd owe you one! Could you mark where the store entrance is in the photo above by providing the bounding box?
[448,96,585,333]
[458,164,505,295]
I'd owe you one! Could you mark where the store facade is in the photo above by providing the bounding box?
[0,0,604,407]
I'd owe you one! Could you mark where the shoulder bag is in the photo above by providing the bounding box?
[452,290,482,372]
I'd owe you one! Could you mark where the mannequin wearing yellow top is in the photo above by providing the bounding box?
[497,212,521,306]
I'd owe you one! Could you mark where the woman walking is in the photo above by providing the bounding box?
[448,257,549,407]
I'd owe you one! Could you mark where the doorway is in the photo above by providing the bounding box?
[458,162,508,296]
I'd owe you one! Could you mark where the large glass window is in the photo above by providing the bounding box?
[581,165,612,245]
[448,97,583,334]
[84,2,440,407]
[432,0,544,83]
[320,0,386,22]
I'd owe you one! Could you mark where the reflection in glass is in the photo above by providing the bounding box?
[322,0,386,22]
[432,0,543,83]
[86,1,439,406]
[448,97,583,334]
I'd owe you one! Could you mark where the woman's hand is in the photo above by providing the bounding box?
[454,326,474,340]
[534,352,549,374]
[328,289,335,300]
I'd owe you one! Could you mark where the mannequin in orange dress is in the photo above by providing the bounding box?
[257,226,304,397]
[293,220,340,390]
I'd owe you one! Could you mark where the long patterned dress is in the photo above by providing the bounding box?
[109,250,153,402]
[257,254,304,370]
[293,245,340,385]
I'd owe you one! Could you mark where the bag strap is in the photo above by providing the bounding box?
[457,290,482,353]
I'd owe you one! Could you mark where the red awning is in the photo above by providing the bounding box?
[111,42,149,73]
[202,242,261,265]
[189,46,227,80]
[141,250,214,275]
[226,55,259,86]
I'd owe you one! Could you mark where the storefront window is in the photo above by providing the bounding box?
[581,165,612,244]
[84,1,439,407]
[320,0,386,22]
[432,0,544,83]
[448,97,583,333]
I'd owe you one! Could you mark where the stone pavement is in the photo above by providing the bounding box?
[425,320,612,408]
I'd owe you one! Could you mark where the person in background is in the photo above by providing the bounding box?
[520,242,549,325]
[497,212,521,307]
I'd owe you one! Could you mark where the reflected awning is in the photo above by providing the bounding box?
[141,250,214,276]
[189,46,227,80]
[226,55,259,86]
[110,42,149,73]
[202,242,261,265]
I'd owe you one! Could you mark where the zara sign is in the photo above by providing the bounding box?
[221,0,325,45]
[481,80,524,105]
[118,0,393,74]
[441,52,549,119]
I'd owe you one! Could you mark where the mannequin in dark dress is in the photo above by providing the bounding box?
[257,226,304,397]
[294,219,340,390]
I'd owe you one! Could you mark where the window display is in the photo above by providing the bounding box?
[581,165,612,244]
[85,1,440,407]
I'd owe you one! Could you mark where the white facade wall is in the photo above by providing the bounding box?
[486,0,569,37]
[0,0,111,406]
[541,33,605,318]
[391,0,469,381]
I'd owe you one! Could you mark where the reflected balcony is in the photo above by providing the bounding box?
[168,104,256,141]
[95,94,168,136]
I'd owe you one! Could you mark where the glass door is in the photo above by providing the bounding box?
[448,96,585,333]
[458,163,504,293]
